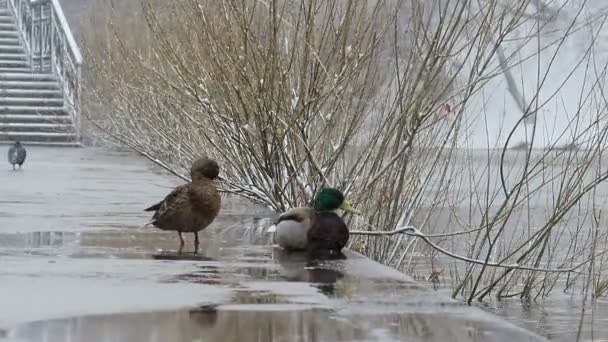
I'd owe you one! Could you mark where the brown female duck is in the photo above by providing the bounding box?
[144,157,221,253]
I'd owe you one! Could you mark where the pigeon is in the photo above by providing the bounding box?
[8,141,26,170]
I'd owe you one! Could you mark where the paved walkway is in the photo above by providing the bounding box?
[0,147,547,342]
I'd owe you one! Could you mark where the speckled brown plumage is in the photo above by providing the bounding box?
[144,157,221,253]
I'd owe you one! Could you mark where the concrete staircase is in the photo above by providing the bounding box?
[0,7,79,146]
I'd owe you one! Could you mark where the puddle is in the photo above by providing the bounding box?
[0,231,547,341]
[5,303,548,342]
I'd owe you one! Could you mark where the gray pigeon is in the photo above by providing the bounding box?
[8,141,26,170]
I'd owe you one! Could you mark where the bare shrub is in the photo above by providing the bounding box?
[83,0,608,310]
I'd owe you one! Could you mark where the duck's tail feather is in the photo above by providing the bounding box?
[144,202,162,212]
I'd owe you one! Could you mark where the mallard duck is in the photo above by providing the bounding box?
[270,188,358,253]
[144,157,221,254]
[8,141,26,170]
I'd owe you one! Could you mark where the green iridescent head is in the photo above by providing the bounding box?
[313,188,359,213]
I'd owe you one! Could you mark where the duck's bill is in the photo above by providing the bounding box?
[339,201,361,215]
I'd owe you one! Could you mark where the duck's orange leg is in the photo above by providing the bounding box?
[194,232,200,254]
[178,232,185,254]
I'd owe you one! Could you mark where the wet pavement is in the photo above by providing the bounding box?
[0,146,548,342]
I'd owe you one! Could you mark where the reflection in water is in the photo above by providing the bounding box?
[274,248,345,296]
[157,248,348,296]
[0,231,78,249]
[151,252,216,261]
[9,305,545,342]
[163,265,223,286]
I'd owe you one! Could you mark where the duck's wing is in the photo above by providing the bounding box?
[307,211,349,252]
[17,147,26,163]
[144,184,190,220]
[277,207,313,224]
[273,207,313,250]
[8,147,16,164]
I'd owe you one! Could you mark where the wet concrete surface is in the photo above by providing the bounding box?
[0,147,548,342]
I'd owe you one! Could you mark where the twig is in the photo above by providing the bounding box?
[351,226,601,274]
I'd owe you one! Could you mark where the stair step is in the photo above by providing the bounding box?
[0,89,63,98]
[0,30,17,38]
[0,16,13,24]
[0,131,78,144]
[0,53,27,60]
[0,80,59,90]
[0,122,74,133]
[0,60,28,68]
[0,115,68,123]
[0,67,33,73]
[0,122,72,128]
[0,131,76,136]
[0,53,27,61]
[0,45,24,53]
[0,38,19,45]
[0,23,17,31]
[0,140,81,147]
[0,73,56,81]
[0,106,67,114]
[0,97,64,106]
[0,114,71,123]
